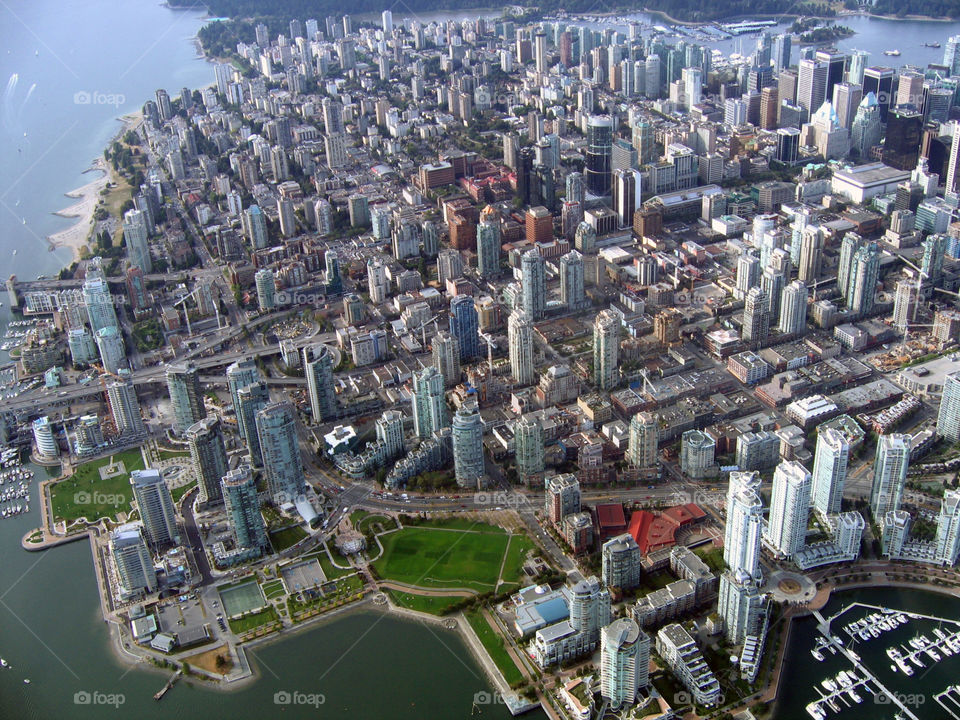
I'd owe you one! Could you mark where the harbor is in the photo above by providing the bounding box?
[793,598,960,720]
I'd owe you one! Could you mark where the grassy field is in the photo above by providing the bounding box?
[500,534,536,588]
[50,447,146,523]
[373,522,513,592]
[466,610,524,687]
[171,481,196,504]
[261,579,286,600]
[385,589,467,616]
[353,512,394,535]
[303,546,354,580]
[269,525,308,551]
[228,606,278,634]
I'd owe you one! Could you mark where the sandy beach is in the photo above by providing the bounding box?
[47,112,143,262]
[46,159,109,261]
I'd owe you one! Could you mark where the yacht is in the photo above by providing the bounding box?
[847,688,863,704]
[811,647,825,661]
[806,702,827,720]
[884,49,901,56]
[822,678,838,693]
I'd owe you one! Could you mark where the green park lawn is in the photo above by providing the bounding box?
[385,589,466,616]
[372,520,526,592]
[228,606,279,634]
[270,525,308,551]
[50,447,146,523]
[466,610,524,687]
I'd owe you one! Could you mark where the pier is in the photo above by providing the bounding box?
[812,609,921,720]
[153,670,181,701]
[936,685,960,719]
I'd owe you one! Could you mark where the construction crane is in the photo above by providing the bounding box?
[173,283,222,337]
[478,330,495,374]
[409,310,442,349]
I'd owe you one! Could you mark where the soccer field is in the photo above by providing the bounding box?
[373,522,530,592]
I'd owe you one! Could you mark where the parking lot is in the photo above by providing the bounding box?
[156,593,209,634]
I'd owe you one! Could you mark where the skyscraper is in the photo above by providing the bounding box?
[110,524,158,597]
[244,205,269,249]
[432,331,461,388]
[106,375,146,438]
[508,309,535,386]
[514,414,545,484]
[627,412,658,469]
[778,280,808,336]
[303,344,336,422]
[256,402,306,504]
[797,225,823,283]
[814,48,847,105]
[130,469,179,547]
[937,371,960,442]
[796,58,828,119]
[450,295,480,361]
[883,108,923,171]
[593,310,619,390]
[847,241,881,317]
[411,366,449,439]
[226,360,260,438]
[870,434,911,520]
[82,272,119,335]
[221,465,269,554]
[735,253,760,300]
[742,287,770,344]
[122,208,152,273]
[863,66,895,123]
[832,82,862,129]
[764,461,811,558]
[935,489,960,566]
[718,471,769,643]
[811,428,849,518]
[600,618,649,710]
[477,207,502,279]
[520,250,546,320]
[559,250,585,310]
[237,381,270,466]
[452,400,484,488]
[851,92,883,158]
[186,416,229,505]
[585,115,614,196]
[612,169,636,228]
[255,268,276,310]
[166,363,206,434]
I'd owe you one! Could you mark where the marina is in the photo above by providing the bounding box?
[803,600,960,720]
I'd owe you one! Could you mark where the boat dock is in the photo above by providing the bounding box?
[153,670,181,701]
[936,685,960,719]
[811,609,921,720]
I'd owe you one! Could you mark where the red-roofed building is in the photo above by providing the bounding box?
[628,504,707,554]
[593,503,627,542]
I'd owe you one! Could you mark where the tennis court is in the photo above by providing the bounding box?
[281,559,327,593]
[218,581,267,617]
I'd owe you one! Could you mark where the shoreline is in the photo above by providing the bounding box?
[46,112,142,263]
[639,7,957,26]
